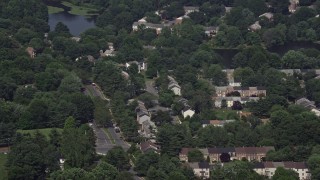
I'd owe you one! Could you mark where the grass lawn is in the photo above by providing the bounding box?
[17,128,63,139]
[214,109,239,120]
[48,6,64,14]
[62,1,98,16]
[0,154,8,180]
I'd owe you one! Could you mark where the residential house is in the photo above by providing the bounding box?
[254,161,310,180]
[259,12,274,21]
[140,141,160,154]
[178,98,195,118]
[214,96,260,108]
[201,120,236,128]
[168,76,181,96]
[143,45,156,50]
[179,146,274,164]
[188,162,210,179]
[222,69,241,87]
[289,0,299,13]
[136,101,151,125]
[71,36,81,42]
[179,148,193,162]
[132,20,175,34]
[249,21,261,31]
[182,107,195,118]
[183,6,199,15]
[295,98,316,109]
[136,101,157,138]
[141,120,157,138]
[100,43,116,57]
[215,86,267,97]
[311,108,320,117]
[235,146,274,162]
[225,7,233,13]
[126,61,147,73]
[0,146,9,154]
[26,47,35,58]
[203,26,219,37]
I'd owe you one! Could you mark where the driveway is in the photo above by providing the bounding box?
[145,80,158,97]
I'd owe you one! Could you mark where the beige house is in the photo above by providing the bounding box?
[215,86,267,98]
[180,146,274,164]
[254,161,310,180]
[168,76,181,96]
[188,162,210,179]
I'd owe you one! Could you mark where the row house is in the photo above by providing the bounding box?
[188,162,210,179]
[215,86,267,97]
[136,101,156,138]
[168,76,181,96]
[254,161,310,180]
[179,146,274,164]
[201,120,235,128]
[214,96,260,108]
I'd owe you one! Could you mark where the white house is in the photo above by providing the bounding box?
[168,76,181,96]
[254,162,310,180]
[188,162,210,179]
[182,107,195,118]
[214,96,260,108]
[183,6,199,15]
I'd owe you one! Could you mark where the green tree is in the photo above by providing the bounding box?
[272,167,299,180]
[187,149,204,162]
[104,146,131,171]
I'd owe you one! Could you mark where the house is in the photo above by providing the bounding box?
[203,26,219,37]
[222,69,241,87]
[121,71,130,80]
[311,108,320,116]
[168,76,181,96]
[143,45,156,50]
[235,146,274,162]
[248,21,261,31]
[254,161,310,180]
[289,0,299,13]
[140,141,160,154]
[225,7,233,13]
[259,12,274,21]
[132,20,175,34]
[279,69,301,76]
[215,86,267,98]
[188,162,210,179]
[182,107,195,118]
[125,61,147,73]
[136,101,151,125]
[100,43,116,57]
[183,6,199,15]
[71,36,81,42]
[26,47,35,58]
[0,146,9,154]
[141,120,157,138]
[295,98,316,109]
[201,120,236,128]
[214,96,260,108]
[179,146,274,164]
[179,148,193,162]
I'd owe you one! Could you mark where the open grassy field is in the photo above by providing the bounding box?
[214,109,239,120]
[0,154,8,180]
[62,1,98,16]
[17,128,63,139]
[48,6,64,14]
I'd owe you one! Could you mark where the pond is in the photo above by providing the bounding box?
[45,0,96,36]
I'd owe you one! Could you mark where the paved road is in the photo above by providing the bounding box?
[145,80,159,97]
[91,123,115,155]
[107,127,130,150]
